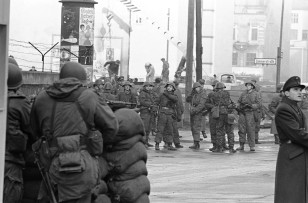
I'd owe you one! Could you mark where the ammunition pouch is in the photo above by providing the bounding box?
[7,128,28,154]
[86,130,104,156]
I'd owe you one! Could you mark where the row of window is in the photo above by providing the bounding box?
[290,29,308,40]
[232,52,256,66]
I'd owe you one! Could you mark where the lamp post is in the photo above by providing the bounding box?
[276,0,284,87]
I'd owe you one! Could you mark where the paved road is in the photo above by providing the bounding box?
[147,129,278,203]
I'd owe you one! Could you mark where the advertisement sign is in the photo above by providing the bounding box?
[79,7,95,46]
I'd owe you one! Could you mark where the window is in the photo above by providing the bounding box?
[246,53,256,66]
[290,29,298,40]
[251,28,258,41]
[302,30,308,40]
[291,13,299,24]
[232,53,238,66]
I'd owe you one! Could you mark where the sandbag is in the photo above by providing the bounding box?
[98,157,110,179]
[109,160,147,182]
[93,194,112,203]
[106,134,144,152]
[104,109,145,144]
[108,175,150,203]
[134,193,150,203]
[104,142,147,174]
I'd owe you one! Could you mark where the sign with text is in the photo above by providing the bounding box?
[254,58,276,65]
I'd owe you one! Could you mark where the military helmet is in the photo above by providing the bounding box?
[193,82,202,89]
[8,63,23,90]
[211,80,219,87]
[143,82,151,87]
[60,62,87,81]
[244,80,255,88]
[198,79,205,85]
[165,82,175,90]
[104,82,113,90]
[215,82,226,89]
[122,81,132,87]
[94,79,104,86]
[8,57,19,66]
[155,77,162,83]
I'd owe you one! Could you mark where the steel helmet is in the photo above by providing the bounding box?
[193,82,202,89]
[8,57,19,66]
[212,80,219,87]
[94,79,104,86]
[60,62,87,81]
[122,81,132,87]
[165,82,175,90]
[215,82,226,89]
[8,63,23,90]
[244,80,255,88]
[104,82,113,90]
[143,82,151,87]
[145,62,151,67]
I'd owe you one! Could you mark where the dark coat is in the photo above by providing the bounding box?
[275,96,308,203]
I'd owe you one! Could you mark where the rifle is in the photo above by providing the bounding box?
[33,150,58,203]
[106,100,138,111]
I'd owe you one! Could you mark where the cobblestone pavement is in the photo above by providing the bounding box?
[147,128,278,203]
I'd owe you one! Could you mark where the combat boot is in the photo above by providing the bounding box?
[236,143,244,151]
[175,143,184,148]
[255,139,261,144]
[189,141,200,150]
[209,144,217,151]
[155,143,160,150]
[212,146,223,153]
[167,143,177,151]
[201,131,207,138]
[274,134,280,144]
[250,147,255,151]
[229,146,236,153]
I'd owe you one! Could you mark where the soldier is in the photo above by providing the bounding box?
[206,80,219,151]
[268,84,284,144]
[116,81,137,105]
[161,58,169,82]
[186,82,207,149]
[226,100,237,153]
[236,80,262,152]
[4,60,32,202]
[198,79,208,139]
[30,62,118,202]
[139,82,156,147]
[103,82,116,101]
[205,82,232,152]
[93,79,105,97]
[112,76,125,95]
[154,82,178,151]
[251,79,263,144]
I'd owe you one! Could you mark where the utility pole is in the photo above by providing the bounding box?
[166,8,170,61]
[195,0,202,81]
[29,42,59,72]
[276,0,284,87]
[184,0,195,122]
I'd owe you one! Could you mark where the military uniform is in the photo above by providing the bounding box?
[103,82,116,101]
[186,82,207,149]
[205,82,232,152]
[139,82,156,147]
[253,82,263,144]
[237,81,262,151]
[154,83,178,150]
[31,62,118,202]
[116,81,137,105]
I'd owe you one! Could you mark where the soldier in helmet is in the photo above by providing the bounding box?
[112,76,125,95]
[205,82,233,152]
[116,81,137,106]
[186,82,207,149]
[103,82,116,101]
[139,82,157,147]
[4,59,32,202]
[198,79,208,140]
[93,79,105,96]
[236,80,262,152]
[154,82,178,150]
[251,79,264,144]
[30,62,118,202]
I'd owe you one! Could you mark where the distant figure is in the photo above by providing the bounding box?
[145,62,155,82]
[161,58,169,83]
[104,60,120,77]
[29,66,37,71]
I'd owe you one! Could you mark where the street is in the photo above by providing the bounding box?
[147,128,278,203]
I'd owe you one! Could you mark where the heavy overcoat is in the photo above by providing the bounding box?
[275,96,308,203]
